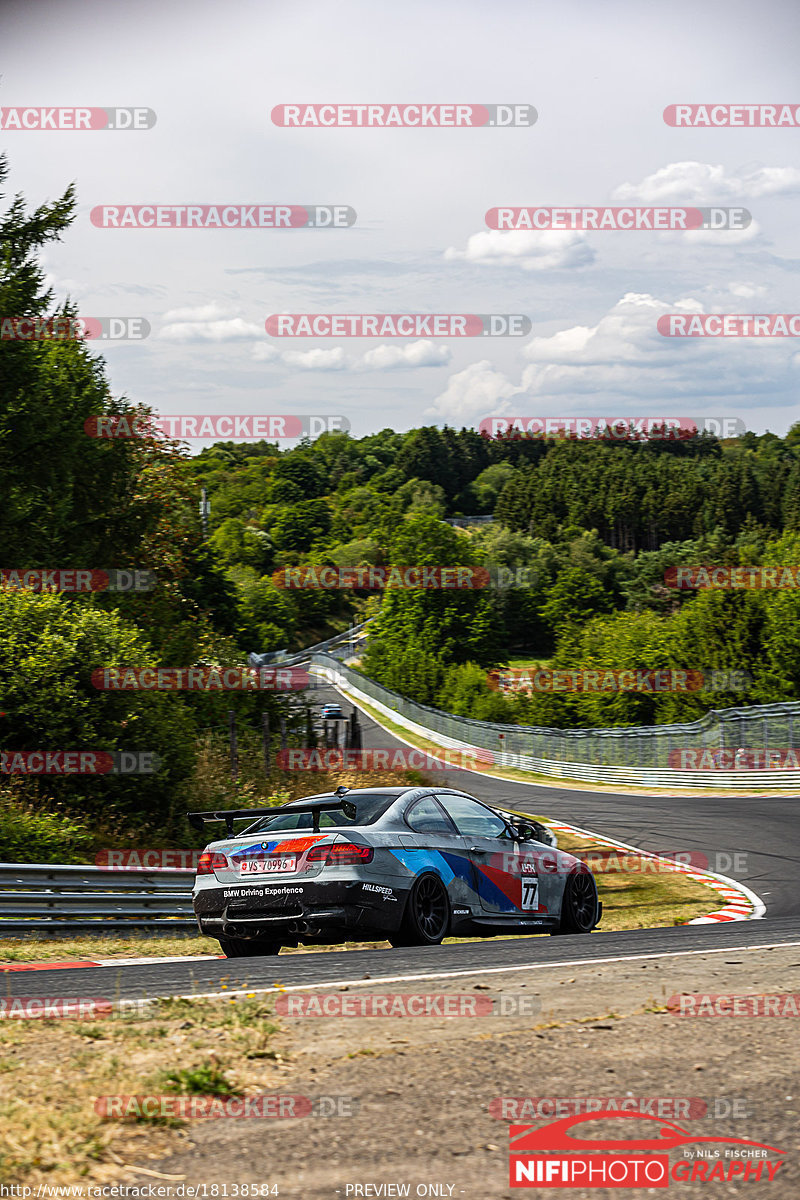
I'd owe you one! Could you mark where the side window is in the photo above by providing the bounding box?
[405,796,457,836]
[436,794,509,839]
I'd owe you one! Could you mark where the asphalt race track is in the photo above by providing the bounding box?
[312,678,800,920]
[3,920,800,1001]
[4,678,799,1001]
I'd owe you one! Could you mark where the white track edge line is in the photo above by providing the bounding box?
[169,939,800,1003]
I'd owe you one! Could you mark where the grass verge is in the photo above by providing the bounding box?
[0,993,285,1186]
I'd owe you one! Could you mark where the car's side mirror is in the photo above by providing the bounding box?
[511,822,536,841]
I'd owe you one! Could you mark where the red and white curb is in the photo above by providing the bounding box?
[543,818,765,923]
[1,954,224,972]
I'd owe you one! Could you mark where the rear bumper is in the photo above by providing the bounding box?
[193,878,406,940]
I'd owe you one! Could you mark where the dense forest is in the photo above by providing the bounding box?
[187,418,800,731]
[3,157,800,854]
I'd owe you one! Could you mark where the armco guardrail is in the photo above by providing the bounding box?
[249,621,370,671]
[309,655,800,790]
[0,863,197,937]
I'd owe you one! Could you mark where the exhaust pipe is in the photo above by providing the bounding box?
[292,919,321,937]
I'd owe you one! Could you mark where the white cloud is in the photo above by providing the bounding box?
[361,339,450,369]
[444,229,594,270]
[426,359,521,420]
[160,317,264,341]
[679,222,761,245]
[518,293,687,388]
[43,274,85,299]
[250,340,451,372]
[162,304,233,322]
[727,281,769,300]
[280,347,349,370]
[428,290,800,421]
[613,161,800,203]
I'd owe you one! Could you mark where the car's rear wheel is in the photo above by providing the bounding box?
[218,936,282,957]
[389,874,450,947]
[550,870,599,935]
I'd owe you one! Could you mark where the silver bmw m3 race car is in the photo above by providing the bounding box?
[189,786,601,957]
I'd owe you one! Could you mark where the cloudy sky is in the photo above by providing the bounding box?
[3,0,799,445]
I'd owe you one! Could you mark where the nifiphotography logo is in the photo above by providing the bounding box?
[508,1112,785,1188]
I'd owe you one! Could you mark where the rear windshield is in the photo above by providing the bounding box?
[241,792,397,834]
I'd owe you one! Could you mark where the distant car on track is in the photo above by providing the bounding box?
[319,702,344,720]
[189,786,601,957]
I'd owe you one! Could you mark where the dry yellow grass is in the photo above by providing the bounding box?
[0,994,288,1186]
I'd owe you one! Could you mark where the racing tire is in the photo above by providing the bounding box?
[388,873,450,947]
[218,936,282,958]
[550,869,599,935]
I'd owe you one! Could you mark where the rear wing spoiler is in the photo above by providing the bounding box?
[187,797,356,837]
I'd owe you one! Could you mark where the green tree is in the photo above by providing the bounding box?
[270,499,331,552]
[0,157,185,568]
[540,567,611,638]
[0,589,195,828]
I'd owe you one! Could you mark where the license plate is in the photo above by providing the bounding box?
[239,855,296,875]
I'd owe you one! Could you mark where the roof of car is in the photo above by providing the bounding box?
[284,786,488,804]
[288,786,412,801]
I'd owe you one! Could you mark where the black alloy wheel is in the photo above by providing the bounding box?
[551,869,599,935]
[389,874,450,947]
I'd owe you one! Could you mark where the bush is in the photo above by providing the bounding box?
[0,786,93,862]
[0,589,195,831]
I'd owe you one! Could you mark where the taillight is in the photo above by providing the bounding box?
[197,851,228,875]
[306,842,374,866]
